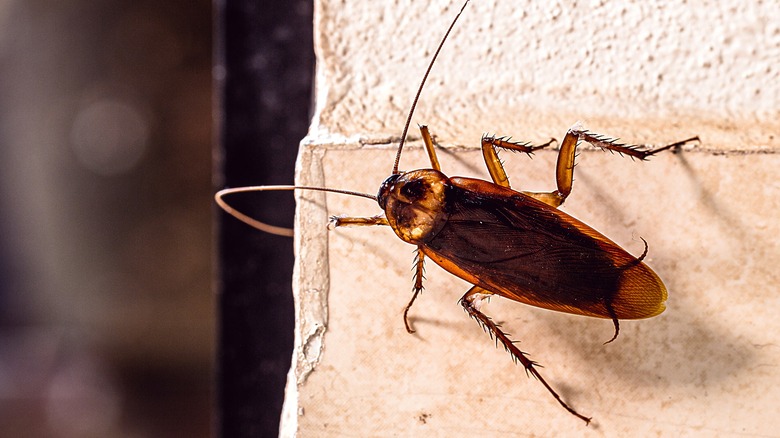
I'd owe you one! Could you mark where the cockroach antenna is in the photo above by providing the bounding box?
[216,1,471,236]
[217,1,700,425]
[392,0,471,175]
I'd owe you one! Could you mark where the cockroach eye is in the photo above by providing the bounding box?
[377,174,401,209]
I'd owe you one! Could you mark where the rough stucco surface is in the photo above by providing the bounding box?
[311,0,778,150]
[281,0,780,436]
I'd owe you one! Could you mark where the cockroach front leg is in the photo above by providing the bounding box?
[330,215,424,333]
[329,214,389,228]
[460,285,591,425]
[403,248,426,333]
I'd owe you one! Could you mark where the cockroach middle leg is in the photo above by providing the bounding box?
[480,134,567,207]
[460,286,592,425]
[403,248,426,333]
[480,134,557,189]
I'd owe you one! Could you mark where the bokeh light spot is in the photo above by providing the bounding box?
[70,99,149,176]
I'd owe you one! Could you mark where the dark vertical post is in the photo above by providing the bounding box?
[215,0,313,436]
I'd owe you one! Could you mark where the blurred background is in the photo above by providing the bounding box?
[0,0,310,436]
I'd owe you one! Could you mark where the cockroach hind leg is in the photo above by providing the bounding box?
[566,126,701,161]
[643,135,701,156]
[403,248,426,333]
[460,286,592,425]
[564,127,652,161]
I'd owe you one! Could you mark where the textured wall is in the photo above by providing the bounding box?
[311,0,777,151]
[283,1,780,436]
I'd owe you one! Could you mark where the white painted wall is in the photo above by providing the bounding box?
[311,0,777,151]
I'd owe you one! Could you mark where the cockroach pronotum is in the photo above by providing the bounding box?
[216,0,699,424]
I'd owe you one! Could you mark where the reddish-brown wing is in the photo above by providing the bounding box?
[421,177,667,320]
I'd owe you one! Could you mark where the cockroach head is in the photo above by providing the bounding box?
[378,170,450,245]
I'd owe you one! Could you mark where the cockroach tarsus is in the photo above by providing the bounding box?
[216,0,700,426]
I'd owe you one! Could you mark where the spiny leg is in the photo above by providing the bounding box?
[331,216,424,334]
[534,127,701,208]
[420,126,559,205]
[564,128,701,161]
[460,286,591,425]
[329,214,389,228]
[481,134,557,188]
[480,135,565,207]
[553,126,701,206]
[479,127,699,209]
[403,248,426,333]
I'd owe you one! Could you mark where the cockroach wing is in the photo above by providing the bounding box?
[420,177,667,320]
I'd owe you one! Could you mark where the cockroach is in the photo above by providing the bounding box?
[216,0,699,424]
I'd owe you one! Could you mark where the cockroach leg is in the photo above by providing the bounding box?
[642,135,701,156]
[481,134,557,189]
[329,214,389,229]
[479,128,696,209]
[521,191,569,208]
[403,248,426,333]
[460,286,592,425]
[563,128,701,163]
[480,134,565,207]
[553,127,701,207]
[418,125,441,172]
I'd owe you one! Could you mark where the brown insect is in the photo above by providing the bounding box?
[216,0,699,424]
